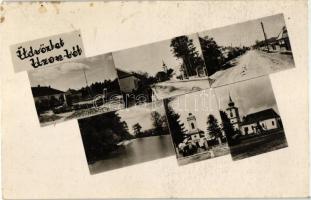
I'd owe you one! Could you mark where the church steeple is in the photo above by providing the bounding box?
[228,94,235,107]
[226,93,240,131]
[162,60,168,73]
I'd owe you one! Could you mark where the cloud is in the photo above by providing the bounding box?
[57,62,90,73]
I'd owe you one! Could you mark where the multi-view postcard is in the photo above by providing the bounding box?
[26,13,291,169]
[112,33,210,107]
[78,101,175,174]
[198,13,295,87]
[164,89,230,165]
[214,76,288,160]
[28,53,124,126]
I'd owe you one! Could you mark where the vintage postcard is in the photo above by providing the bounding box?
[78,100,175,174]
[164,89,230,165]
[198,13,295,87]
[28,53,124,126]
[112,33,210,108]
[214,76,288,160]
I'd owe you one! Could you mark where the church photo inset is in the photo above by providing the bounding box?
[214,76,288,160]
[164,89,230,165]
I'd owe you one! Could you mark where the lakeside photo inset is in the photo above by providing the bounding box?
[198,13,295,87]
[112,33,211,108]
[164,89,230,165]
[78,100,175,174]
[28,53,124,126]
[214,76,288,160]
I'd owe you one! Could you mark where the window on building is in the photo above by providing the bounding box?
[244,127,249,134]
[230,112,233,117]
[191,123,195,129]
[272,121,275,126]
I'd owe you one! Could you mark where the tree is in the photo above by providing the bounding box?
[163,99,186,145]
[151,111,164,135]
[219,110,236,145]
[78,111,133,164]
[207,114,223,144]
[170,36,205,77]
[132,123,142,136]
[199,36,224,76]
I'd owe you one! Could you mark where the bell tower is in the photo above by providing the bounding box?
[187,113,198,132]
[226,94,241,130]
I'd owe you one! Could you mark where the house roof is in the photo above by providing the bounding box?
[31,86,64,97]
[276,26,288,40]
[241,108,280,126]
[66,88,81,94]
[117,69,134,79]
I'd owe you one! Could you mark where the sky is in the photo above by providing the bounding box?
[198,14,286,47]
[112,33,203,76]
[117,101,166,135]
[28,53,118,91]
[214,76,279,119]
[168,89,221,134]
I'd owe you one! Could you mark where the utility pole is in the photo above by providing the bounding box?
[260,22,270,52]
[83,68,92,98]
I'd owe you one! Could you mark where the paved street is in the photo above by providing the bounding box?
[210,50,295,87]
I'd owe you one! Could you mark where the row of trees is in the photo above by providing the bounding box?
[199,36,250,76]
[78,79,121,99]
[132,111,169,138]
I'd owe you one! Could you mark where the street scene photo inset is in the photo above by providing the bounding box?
[164,89,230,165]
[28,53,124,126]
[112,33,210,108]
[78,101,175,174]
[198,13,295,87]
[214,76,288,160]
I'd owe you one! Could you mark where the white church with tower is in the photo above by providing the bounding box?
[224,94,282,135]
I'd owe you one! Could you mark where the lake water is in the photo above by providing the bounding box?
[89,134,175,174]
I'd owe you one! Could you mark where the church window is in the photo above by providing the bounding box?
[191,123,195,129]
[230,112,233,117]
[272,121,275,126]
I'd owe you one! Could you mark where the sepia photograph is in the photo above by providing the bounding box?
[112,33,210,107]
[164,89,229,165]
[198,13,295,87]
[78,100,175,174]
[214,76,288,160]
[28,53,124,126]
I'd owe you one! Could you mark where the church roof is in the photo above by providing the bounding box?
[241,108,280,125]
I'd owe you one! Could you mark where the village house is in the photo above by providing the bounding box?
[240,109,281,135]
[276,26,291,51]
[117,69,141,93]
[64,88,83,104]
[255,26,291,52]
[31,85,64,104]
